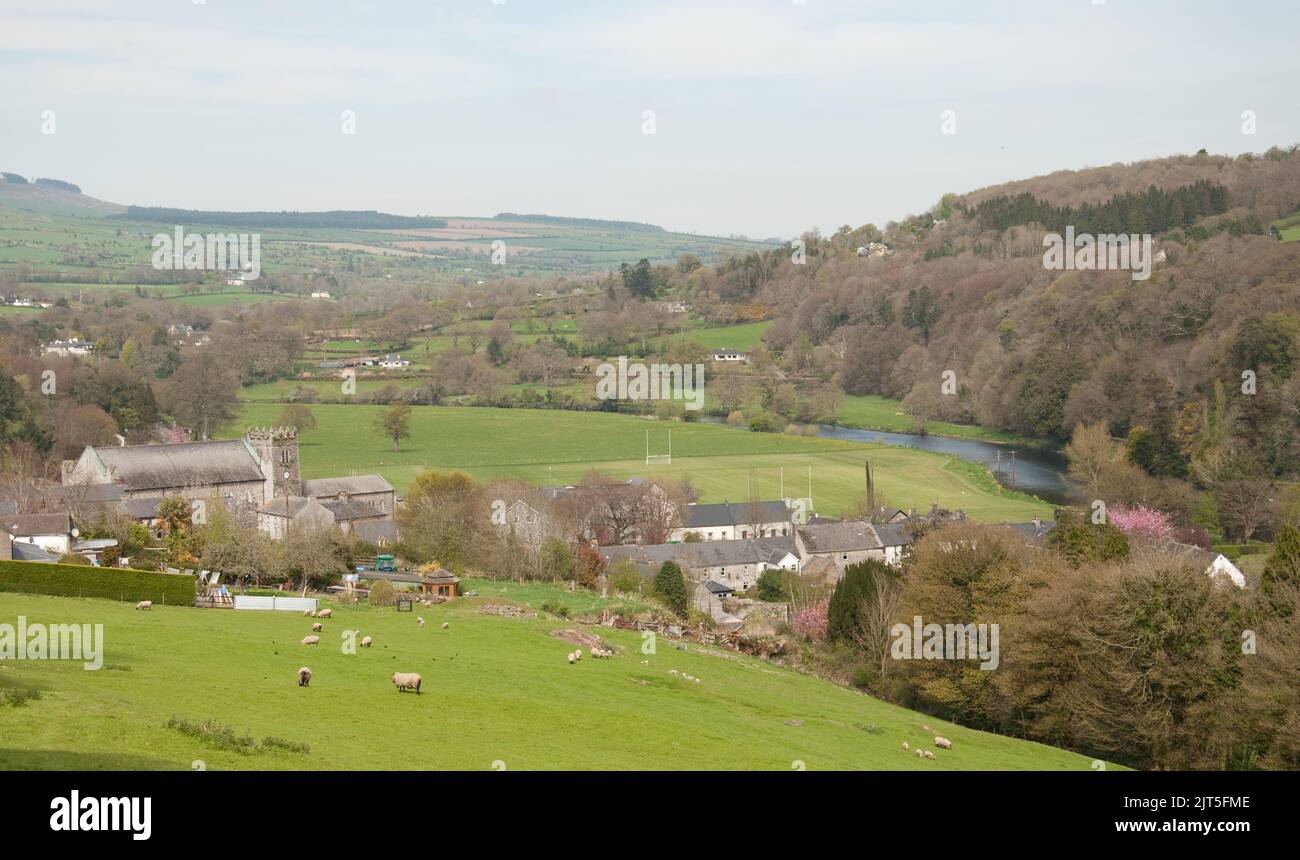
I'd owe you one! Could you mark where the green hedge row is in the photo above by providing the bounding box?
[0,560,196,605]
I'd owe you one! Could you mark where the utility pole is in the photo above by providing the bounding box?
[1009,451,1017,490]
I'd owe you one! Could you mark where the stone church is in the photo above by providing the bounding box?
[63,428,396,541]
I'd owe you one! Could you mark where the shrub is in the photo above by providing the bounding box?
[791,599,828,641]
[540,601,570,618]
[368,580,397,606]
[756,569,786,601]
[608,560,644,595]
[57,553,92,566]
[0,560,195,605]
[851,666,874,689]
[654,561,689,616]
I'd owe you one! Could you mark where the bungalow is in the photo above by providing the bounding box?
[709,348,748,363]
[3,512,73,556]
[379,354,411,369]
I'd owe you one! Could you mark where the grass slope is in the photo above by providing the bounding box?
[0,589,1109,771]
[229,404,1051,521]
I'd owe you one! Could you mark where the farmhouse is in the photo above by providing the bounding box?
[709,348,748,363]
[380,354,411,368]
[2,512,73,556]
[668,500,791,542]
[794,521,885,580]
[41,337,94,357]
[601,535,799,591]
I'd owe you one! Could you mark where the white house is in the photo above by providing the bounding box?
[310,291,332,299]
[709,348,748,363]
[379,354,410,369]
[3,512,73,556]
[669,500,791,543]
[41,338,94,357]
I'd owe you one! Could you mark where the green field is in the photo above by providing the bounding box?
[0,589,1109,770]
[837,395,1028,443]
[651,319,773,351]
[228,403,1051,521]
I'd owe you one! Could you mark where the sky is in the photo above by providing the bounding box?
[2,0,1298,238]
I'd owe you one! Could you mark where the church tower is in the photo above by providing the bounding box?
[246,426,301,502]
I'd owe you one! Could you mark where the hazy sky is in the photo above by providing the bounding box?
[3,0,1298,238]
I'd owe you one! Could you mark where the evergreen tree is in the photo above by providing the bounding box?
[654,560,689,616]
[826,560,893,643]
[1262,525,1300,615]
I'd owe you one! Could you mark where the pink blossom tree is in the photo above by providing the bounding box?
[1107,504,1174,540]
[792,599,829,641]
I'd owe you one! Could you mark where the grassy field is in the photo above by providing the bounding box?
[0,588,1110,770]
[228,403,1052,521]
[836,395,1028,443]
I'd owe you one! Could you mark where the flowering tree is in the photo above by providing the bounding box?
[1107,504,1174,540]
[792,599,829,641]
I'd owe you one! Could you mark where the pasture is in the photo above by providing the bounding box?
[0,588,1109,770]
[228,403,1052,521]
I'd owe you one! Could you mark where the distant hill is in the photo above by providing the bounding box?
[118,207,448,230]
[0,174,126,216]
[494,212,665,232]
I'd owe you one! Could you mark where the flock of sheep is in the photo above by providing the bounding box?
[902,736,953,761]
[295,606,434,695]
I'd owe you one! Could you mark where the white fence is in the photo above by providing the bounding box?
[233,596,319,613]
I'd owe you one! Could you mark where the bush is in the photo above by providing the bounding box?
[540,601,570,618]
[608,560,644,595]
[56,553,92,566]
[756,569,786,601]
[654,561,689,616]
[367,580,398,606]
[851,666,874,689]
[0,560,195,605]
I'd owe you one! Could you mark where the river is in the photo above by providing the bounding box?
[814,425,1075,506]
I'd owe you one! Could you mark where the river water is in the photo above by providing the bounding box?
[814,425,1075,506]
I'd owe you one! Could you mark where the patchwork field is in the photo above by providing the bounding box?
[0,589,1111,771]
[228,403,1052,521]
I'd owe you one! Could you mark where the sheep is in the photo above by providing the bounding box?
[567,652,576,664]
[902,741,910,751]
[391,672,422,694]
[934,736,952,750]
[441,622,449,630]
[360,636,373,648]
[417,617,425,628]
[300,635,320,646]
[297,667,312,687]
[135,600,152,611]
[316,608,332,619]
[312,622,323,632]
[574,648,582,661]
[922,750,935,760]
[303,609,315,617]
[915,748,925,758]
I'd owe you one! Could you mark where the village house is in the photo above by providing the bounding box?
[379,354,411,369]
[600,535,799,592]
[709,348,748,363]
[41,337,94,357]
[668,500,791,543]
[2,512,73,556]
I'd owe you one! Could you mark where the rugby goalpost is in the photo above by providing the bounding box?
[645,429,672,466]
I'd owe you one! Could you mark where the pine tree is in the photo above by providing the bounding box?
[1262,525,1300,615]
[826,560,893,643]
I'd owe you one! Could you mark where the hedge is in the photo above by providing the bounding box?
[0,560,196,605]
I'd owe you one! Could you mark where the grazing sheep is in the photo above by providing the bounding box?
[574,648,582,661]
[567,652,576,664]
[669,669,678,676]
[441,622,449,630]
[303,609,315,617]
[934,737,952,750]
[316,608,332,619]
[391,672,422,694]
[902,741,910,751]
[922,750,935,760]
[312,622,323,632]
[417,617,425,627]
[135,600,152,611]
[300,635,320,646]
[360,636,373,648]
[915,748,925,758]
[297,667,311,687]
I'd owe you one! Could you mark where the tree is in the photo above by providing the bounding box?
[1262,525,1300,614]
[827,560,893,643]
[756,569,785,601]
[620,258,655,299]
[275,525,349,594]
[539,538,575,582]
[374,400,411,451]
[396,469,485,570]
[654,560,688,616]
[575,543,605,590]
[1064,422,1123,495]
[277,403,317,432]
[162,352,239,439]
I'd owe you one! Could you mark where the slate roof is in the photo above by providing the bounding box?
[257,496,321,518]
[10,542,62,562]
[600,536,798,572]
[796,521,882,554]
[322,500,387,522]
[3,512,71,537]
[88,440,264,491]
[352,519,400,545]
[301,475,393,497]
[703,579,734,595]
[683,500,790,529]
[872,522,913,548]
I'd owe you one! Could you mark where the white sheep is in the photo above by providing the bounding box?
[902,741,910,751]
[316,608,332,619]
[922,750,935,760]
[391,672,422,694]
[360,636,373,648]
[303,609,315,617]
[300,635,320,646]
[312,622,323,632]
[934,736,952,750]
[567,651,576,664]
[574,648,582,661]
[915,748,925,758]
[417,617,425,627]
[297,667,311,687]
[441,622,449,630]
[135,600,152,611]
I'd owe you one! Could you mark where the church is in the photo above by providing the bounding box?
[62,428,396,542]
